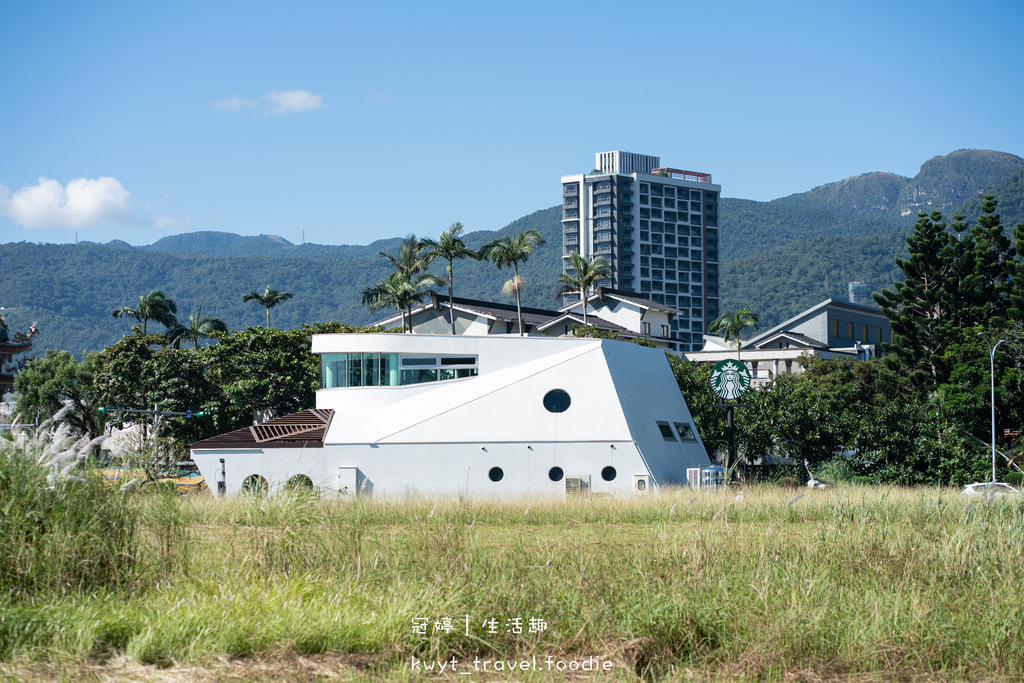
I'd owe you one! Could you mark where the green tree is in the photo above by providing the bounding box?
[1009,219,1024,321]
[366,235,443,332]
[422,222,480,335]
[200,325,326,431]
[970,193,1017,328]
[708,308,760,361]
[361,272,438,333]
[111,290,178,335]
[94,333,220,445]
[14,349,103,437]
[558,252,609,326]
[874,211,957,394]
[165,298,228,350]
[480,229,547,336]
[242,285,294,329]
[666,355,726,458]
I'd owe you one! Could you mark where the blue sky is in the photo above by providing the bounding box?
[1,0,1022,247]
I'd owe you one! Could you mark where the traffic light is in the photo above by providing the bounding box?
[98,407,112,414]
[196,411,212,418]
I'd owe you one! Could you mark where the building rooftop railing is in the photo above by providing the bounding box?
[652,169,713,183]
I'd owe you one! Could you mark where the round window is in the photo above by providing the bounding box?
[548,466,564,482]
[242,474,269,495]
[601,466,617,481]
[543,389,571,413]
[489,467,504,482]
[287,474,313,490]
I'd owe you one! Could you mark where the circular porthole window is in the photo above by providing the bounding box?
[489,467,504,482]
[601,466,617,481]
[549,466,564,482]
[287,474,313,490]
[543,389,571,413]
[242,474,269,495]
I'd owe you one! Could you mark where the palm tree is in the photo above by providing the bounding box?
[709,308,760,361]
[422,222,480,334]
[111,290,178,335]
[557,252,610,326]
[166,298,228,350]
[365,235,443,332]
[242,285,293,328]
[480,229,546,336]
[379,234,437,283]
[361,272,436,333]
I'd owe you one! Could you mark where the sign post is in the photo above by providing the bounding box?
[710,359,752,479]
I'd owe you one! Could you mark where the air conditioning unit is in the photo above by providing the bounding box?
[565,475,590,495]
[634,474,651,492]
[687,468,701,489]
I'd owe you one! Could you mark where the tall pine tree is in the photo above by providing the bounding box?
[969,193,1016,327]
[877,198,1020,397]
[874,211,958,393]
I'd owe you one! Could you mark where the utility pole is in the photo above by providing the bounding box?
[978,333,1007,484]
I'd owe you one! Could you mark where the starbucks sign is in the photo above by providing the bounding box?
[710,359,751,399]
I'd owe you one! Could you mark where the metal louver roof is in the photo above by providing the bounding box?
[190,408,334,450]
[249,409,333,443]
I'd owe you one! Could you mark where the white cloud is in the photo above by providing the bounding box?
[266,89,325,113]
[212,95,256,112]
[0,177,141,229]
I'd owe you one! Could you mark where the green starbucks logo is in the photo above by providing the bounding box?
[711,359,750,399]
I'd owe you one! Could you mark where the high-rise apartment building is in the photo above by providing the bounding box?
[560,151,721,352]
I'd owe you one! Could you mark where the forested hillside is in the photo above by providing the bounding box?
[0,208,564,355]
[2,149,1022,354]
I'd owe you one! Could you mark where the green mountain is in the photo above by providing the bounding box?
[774,171,909,224]
[895,149,1024,218]
[0,208,565,356]
[2,149,1022,355]
[953,168,1024,230]
[720,149,1024,261]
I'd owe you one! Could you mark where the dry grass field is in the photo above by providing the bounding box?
[3,458,1024,683]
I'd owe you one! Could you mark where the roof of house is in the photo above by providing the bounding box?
[534,312,629,334]
[594,287,685,314]
[374,292,564,328]
[372,290,674,342]
[557,287,684,315]
[752,330,828,350]
[191,409,334,450]
[746,298,888,347]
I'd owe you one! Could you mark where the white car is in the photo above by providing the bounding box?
[962,482,1020,497]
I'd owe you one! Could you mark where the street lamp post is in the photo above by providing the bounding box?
[978,333,1006,484]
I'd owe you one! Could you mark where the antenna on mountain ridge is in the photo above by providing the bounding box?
[302,229,305,245]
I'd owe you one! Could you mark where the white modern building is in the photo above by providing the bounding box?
[190,334,711,497]
[561,151,721,353]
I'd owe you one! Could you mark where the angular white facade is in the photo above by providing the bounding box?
[190,334,710,497]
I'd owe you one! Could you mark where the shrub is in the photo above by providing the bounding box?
[1004,471,1023,486]
[0,422,139,596]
